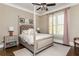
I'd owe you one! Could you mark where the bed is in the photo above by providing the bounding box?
[19,25,54,54]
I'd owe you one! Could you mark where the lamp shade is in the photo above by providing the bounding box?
[37,28,40,31]
[9,26,14,31]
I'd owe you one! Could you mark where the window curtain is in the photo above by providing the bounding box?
[63,8,69,45]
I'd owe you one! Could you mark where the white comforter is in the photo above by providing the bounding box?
[19,33,53,45]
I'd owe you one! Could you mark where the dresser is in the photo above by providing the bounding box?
[4,35,19,49]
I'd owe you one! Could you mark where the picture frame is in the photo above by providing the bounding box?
[18,16,33,25]
[29,19,33,24]
[19,18,25,23]
[25,19,30,24]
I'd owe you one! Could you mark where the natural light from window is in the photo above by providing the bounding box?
[49,11,64,37]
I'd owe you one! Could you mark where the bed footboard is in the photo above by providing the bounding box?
[19,37,53,54]
[36,38,53,53]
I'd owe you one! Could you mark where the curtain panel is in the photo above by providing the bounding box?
[63,8,69,45]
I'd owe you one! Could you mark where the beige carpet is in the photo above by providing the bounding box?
[13,44,70,56]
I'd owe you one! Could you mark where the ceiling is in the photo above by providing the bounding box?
[8,3,78,15]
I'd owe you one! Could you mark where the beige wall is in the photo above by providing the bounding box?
[39,14,49,34]
[0,4,40,42]
[68,5,79,43]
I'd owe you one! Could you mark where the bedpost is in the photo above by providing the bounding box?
[33,5,36,56]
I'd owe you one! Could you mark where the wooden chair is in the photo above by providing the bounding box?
[74,37,79,50]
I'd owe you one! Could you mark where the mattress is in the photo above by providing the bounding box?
[19,33,53,45]
[34,33,53,40]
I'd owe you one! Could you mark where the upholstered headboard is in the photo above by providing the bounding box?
[20,25,33,34]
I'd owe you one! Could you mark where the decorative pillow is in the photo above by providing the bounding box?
[22,30,28,34]
[28,28,37,35]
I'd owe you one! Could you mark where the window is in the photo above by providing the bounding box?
[49,11,64,37]
[53,12,64,36]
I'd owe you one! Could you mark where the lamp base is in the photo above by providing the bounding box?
[9,31,13,36]
[37,30,40,33]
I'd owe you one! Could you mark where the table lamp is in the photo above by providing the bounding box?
[8,26,14,36]
[37,28,40,33]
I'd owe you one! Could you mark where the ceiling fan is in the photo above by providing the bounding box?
[32,3,56,11]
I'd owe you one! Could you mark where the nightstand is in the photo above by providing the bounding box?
[4,35,19,49]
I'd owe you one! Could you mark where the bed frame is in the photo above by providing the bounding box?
[19,25,53,55]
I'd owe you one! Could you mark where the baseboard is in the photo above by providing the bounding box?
[54,42,71,47]
[54,41,75,47]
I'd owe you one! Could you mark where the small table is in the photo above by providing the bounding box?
[4,35,19,49]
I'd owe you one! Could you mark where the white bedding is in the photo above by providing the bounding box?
[19,33,53,45]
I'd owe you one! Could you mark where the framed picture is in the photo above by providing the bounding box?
[18,16,33,25]
[19,18,25,23]
[25,19,29,24]
[29,19,33,24]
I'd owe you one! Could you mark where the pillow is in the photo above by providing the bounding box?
[22,30,28,34]
[28,28,37,35]
[28,28,33,35]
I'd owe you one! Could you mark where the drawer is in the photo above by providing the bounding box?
[6,41,17,48]
[4,36,18,42]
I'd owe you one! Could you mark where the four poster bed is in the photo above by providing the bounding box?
[19,25,54,54]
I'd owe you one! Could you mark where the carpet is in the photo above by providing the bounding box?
[13,44,70,56]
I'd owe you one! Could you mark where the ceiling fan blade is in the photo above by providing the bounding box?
[47,3,56,6]
[37,7,41,10]
[32,3,40,5]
